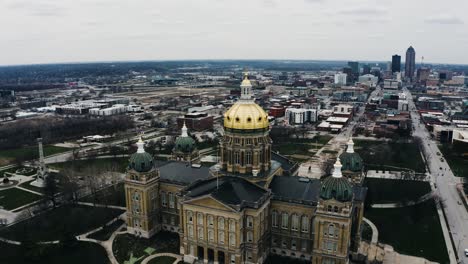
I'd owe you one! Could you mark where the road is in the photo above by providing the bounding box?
[404,87,468,263]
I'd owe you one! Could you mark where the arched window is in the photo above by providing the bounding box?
[247,231,253,242]
[246,151,252,164]
[301,216,309,233]
[334,206,339,213]
[291,214,299,231]
[247,216,253,228]
[197,213,204,225]
[229,219,236,232]
[218,217,225,230]
[272,211,278,227]
[187,211,193,223]
[281,212,289,229]
[207,215,214,227]
[327,205,332,212]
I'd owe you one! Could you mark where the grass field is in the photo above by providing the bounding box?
[0,187,43,210]
[0,241,109,264]
[0,145,70,166]
[0,205,124,242]
[80,183,126,207]
[365,199,449,264]
[50,157,129,173]
[113,231,179,264]
[364,178,431,204]
[438,144,468,178]
[354,140,426,173]
[273,143,314,156]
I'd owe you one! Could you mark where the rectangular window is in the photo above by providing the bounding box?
[281,213,288,229]
[161,192,167,207]
[218,231,225,244]
[230,254,236,264]
[291,215,299,231]
[197,213,204,225]
[168,192,175,208]
[208,229,214,242]
[229,219,236,232]
[198,227,204,240]
[188,225,193,238]
[218,217,225,230]
[229,233,236,246]
[247,216,253,228]
[272,211,278,227]
[301,216,309,233]
[208,215,214,227]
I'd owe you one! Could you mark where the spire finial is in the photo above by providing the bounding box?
[332,159,343,178]
[181,121,188,137]
[240,70,252,100]
[136,135,145,153]
[346,138,354,153]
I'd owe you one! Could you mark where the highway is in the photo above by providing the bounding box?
[404,88,468,263]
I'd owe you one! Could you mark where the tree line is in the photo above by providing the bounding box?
[0,115,134,150]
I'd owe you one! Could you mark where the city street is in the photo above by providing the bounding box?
[404,88,468,263]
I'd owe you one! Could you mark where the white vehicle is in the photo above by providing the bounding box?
[465,248,468,257]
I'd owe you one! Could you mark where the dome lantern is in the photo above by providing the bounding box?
[346,138,355,153]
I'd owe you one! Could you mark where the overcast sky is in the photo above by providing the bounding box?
[1,0,467,65]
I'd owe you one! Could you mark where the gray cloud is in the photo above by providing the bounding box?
[425,15,463,25]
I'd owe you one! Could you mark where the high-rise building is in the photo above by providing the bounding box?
[362,64,371,75]
[334,73,347,86]
[347,61,359,81]
[392,55,401,73]
[405,46,416,81]
[417,68,430,83]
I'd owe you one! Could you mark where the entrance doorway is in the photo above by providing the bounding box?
[218,251,225,264]
[197,246,204,261]
[207,248,215,263]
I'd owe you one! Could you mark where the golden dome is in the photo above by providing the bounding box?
[224,102,269,130]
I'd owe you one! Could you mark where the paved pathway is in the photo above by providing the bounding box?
[15,185,44,196]
[363,217,378,244]
[141,253,182,264]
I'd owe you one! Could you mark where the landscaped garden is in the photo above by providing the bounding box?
[0,205,124,242]
[365,199,449,264]
[438,143,468,179]
[354,139,426,173]
[0,241,109,264]
[113,231,179,264]
[0,187,43,210]
[0,145,70,166]
[364,178,431,204]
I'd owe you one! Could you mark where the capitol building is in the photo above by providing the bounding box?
[124,74,367,264]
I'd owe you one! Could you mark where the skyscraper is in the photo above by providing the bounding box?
[405,46,416,81]
[347,61,359,81]
[392,55,401,73]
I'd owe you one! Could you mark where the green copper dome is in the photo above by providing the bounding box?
[174,122,196,153]
[320,160,353,202]
[128,138,155,173]
[174,136,196,153]
[340,138,363,172]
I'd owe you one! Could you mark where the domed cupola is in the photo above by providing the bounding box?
[339,138,363,172]
[129,137,155,173]
[320,159,353,202]
[174,122,196,153]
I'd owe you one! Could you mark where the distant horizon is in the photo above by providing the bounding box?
[1,58,467,68]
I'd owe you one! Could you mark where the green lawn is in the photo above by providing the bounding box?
[50,157,129,173]
[364,178,431,204]
[80,183,126,207]
[438,144,468,178]
[0,205,124,242]
[113,232,179,264]
[0,241,109,264]
[365,199,449,264]
[148,256,176,264]
[355,140,426,173]
[88,219,125,241]
[264,255,308,264]
[0,145,70,166]
[0,187,43,210]
[273,143,314,156]
[314,134,333,145]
